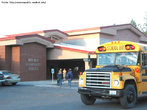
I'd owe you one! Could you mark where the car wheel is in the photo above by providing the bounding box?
[120,84,137,109]
[1,82,5,86]
[12,83,17,85]
[80,94,96,105]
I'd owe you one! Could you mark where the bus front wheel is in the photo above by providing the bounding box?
[80,94,96,105]
[120,84,137,109]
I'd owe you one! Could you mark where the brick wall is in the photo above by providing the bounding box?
[0,46,6,69]
[0,46,11,70]
[11,46,21,74]
[20,43,46,81]
[0,43,47,81]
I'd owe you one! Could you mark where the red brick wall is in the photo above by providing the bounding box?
[5,46,12,71]
[0,46,6,69]
[11,46,21,74]
[0,46,11,70]
[20,43,46,81]
[0,43,47,81]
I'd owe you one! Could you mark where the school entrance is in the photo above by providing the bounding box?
[47,59,85,80]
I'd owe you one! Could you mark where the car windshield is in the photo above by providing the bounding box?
[3,72,12,75]
[97,52,138,66]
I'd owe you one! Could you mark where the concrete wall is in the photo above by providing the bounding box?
[47,48,89,60]
[100,29,141,43]
[116,29,140,42]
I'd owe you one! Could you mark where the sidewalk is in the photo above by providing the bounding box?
[18,79,79,86]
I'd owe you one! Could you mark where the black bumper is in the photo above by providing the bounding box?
[78,87,124,97]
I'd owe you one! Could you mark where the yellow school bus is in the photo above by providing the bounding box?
[78,41,147,108]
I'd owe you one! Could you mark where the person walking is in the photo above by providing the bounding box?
[66,68,73,88]
[57,68,63,87]
[63,68,66,81]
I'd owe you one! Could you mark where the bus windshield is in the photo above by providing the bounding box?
[97,52,138,66]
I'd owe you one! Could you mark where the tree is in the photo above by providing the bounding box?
[143,13,147,34]
[131,19,137,28]
[130,12,147,35]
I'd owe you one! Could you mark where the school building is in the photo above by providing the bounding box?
[0,24,147,81]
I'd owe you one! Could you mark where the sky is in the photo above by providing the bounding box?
[0,0,147,36]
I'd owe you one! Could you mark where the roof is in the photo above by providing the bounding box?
[64,24,147,37]
[56,24,147,53]
[0,29,68,41]
[64,27,100,33]
[0,29,69,47]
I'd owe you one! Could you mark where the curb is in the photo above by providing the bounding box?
[18,80,79,86]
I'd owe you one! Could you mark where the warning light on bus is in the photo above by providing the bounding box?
[102,47,106,51]
[98,47,106,51]
[135,67,140,73]
[98,47,102,51]
[125,45,135,50]
[125,45,130,50]
[131,45,135,49]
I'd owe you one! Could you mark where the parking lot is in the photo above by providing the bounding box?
[1,80,147,110]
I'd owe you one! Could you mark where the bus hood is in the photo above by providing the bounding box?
[85,65,131,72]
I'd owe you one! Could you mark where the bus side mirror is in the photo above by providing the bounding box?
[88,53,91,62]
[142,53,147,66]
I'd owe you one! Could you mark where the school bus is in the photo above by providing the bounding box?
[78,41,147,108]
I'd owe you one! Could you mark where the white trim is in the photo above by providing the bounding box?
[0,39,17,46]
[0,37,54,48]
[19,37,54,48]
[67,29,100,36]
[45,31,68,39]
[54,43,96,51]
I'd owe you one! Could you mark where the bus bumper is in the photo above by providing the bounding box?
[78,87,124,97]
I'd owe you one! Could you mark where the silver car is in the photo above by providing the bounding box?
[0,71,21,85]
[0,73,5,83]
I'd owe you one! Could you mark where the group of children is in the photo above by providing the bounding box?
[57,68,73,87]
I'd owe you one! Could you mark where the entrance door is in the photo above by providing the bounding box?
[47,59,85,79]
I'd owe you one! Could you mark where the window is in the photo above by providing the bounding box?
[97,52,138,66]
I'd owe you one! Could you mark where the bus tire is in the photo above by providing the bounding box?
[80,94,96,105]
[120,84,137,109]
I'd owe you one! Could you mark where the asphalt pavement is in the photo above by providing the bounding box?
[1,79,147,110]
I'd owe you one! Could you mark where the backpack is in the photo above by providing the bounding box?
[66,74,69,79]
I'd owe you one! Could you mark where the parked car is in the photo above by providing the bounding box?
[0,73,5,83]
[0,70,21,85]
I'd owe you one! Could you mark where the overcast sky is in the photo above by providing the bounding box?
[0,0,147,36]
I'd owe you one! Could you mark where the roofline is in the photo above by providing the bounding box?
[16,34,55,43]
[64,27,100,33]
[5,29,69,37]
[6,30,44,37]
[100,23,131,29]
[44,29,69,37]
[0,29,68,41]
[0,34,54,47]
[129,24,147,37]
[0,34,55,43]
[64,24,134,33]
[64,23,147,37]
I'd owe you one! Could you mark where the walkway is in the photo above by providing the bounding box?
[18,80,79,89]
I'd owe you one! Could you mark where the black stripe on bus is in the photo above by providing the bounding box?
[142,79,147,82]
[142,91,147,94]
[142,74,147,76]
